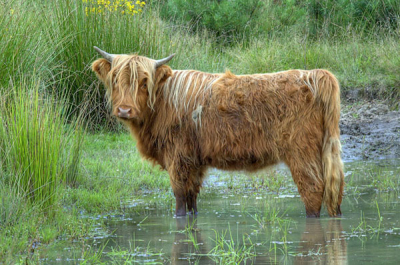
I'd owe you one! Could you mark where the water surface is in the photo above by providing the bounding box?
[43,159,400,264]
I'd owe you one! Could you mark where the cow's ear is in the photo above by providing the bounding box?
[154,65,172,90]
[92,58,111,84]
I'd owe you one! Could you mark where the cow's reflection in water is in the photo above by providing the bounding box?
[295,219,347,265]
[170,217,347,264]
[171,216,208,265]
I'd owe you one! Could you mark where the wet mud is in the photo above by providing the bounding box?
[340,101,400,161]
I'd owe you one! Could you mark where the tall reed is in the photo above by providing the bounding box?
[0,77,84,211]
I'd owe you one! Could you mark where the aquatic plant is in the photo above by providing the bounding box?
[105,241,164,263]
[250,207,292,230]
[208,225,256,264]
[371,169,399,192]
[350,203,386,242]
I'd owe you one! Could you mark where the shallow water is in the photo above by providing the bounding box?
[43,159,400,264]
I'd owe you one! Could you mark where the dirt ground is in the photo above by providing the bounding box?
[340,101,400,161]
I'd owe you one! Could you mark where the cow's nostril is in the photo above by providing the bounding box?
[118,107,131,118]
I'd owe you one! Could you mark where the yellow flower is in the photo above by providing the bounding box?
[10,9,14,15]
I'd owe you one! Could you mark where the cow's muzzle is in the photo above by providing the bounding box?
[117,107,131,119]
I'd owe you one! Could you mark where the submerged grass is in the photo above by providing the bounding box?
[208,225,256,264]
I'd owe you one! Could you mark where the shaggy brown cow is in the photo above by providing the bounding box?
[92,46,344,217]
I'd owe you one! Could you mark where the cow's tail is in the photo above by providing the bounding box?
[308,69,344,217]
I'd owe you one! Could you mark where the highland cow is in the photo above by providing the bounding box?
[92,46,344,217]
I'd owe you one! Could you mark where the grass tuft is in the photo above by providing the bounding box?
[0,77,84,212]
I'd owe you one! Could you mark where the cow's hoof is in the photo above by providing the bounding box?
[306,212,320,218]
[175,209,187,217]
[336,205,342,216]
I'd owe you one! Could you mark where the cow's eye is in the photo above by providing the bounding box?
[141,78,148,90]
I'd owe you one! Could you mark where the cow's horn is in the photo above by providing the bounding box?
[155,54,175,68]
[94,46,116,63]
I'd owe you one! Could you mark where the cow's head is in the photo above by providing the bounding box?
[92,46,174,120]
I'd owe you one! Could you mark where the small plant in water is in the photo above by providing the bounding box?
[371,169,399,192]
[250,207,292,230]
[350,205,385,243]
[208,225,256,264]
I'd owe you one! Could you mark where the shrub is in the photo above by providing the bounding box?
[159,0,400,42]
[160,0,266,43]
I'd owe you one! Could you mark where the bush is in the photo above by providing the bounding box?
[159,0,400,42]
[160,0,266,43]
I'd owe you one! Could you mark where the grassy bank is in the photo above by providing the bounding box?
[65,133,171,213]
[0,132,172,262]
[0,77,85,261]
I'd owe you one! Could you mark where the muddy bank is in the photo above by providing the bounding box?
[340,101,400,161]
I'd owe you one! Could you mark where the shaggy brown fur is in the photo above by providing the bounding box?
[92,54,344,217]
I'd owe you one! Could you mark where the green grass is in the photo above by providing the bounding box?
[63,132,171,213]
[207,225,256,264]
[229,33,400,93]
[0,77,86,262]
[0,77,83,211]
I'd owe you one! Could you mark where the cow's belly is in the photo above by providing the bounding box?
[206,152,279,172]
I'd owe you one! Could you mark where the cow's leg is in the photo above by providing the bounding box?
[186,167,206,215]
[174,191,187,217]
[337,172,344,216]
[168,167,189,217]
[286,157,324,217]
[186,190,198,215]
[294,169,324,218]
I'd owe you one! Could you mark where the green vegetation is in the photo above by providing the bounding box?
[208,226,256,264]
[65,133,171,213]
[161,0,400,42]
[0,78,83,210]
[1,0,399,263]
[0,78,85,261]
